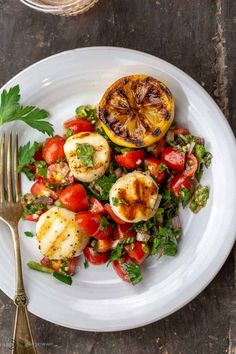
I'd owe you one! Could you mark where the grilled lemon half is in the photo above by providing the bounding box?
[98,74,174,148]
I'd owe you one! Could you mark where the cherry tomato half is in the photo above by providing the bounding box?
[68,257,79,275]
[24,213,41,222]
[64,118,94,134]
[112,255,136,283]
[104,204,127,225]
[75,212,112,240]
[125,241,149,265]
[30,180,58,200]
[42,135,66,165]
[59,184,89,213]
[169,174,191,199]
[97,238,112,252]
[183,154,198,178]
[113,223,136,240]
[161,147,185,172]
[88,197,107,215]
[144,157,167,184]
[115,150,145,169]
[47,162,74,185]
[83,246,109,265]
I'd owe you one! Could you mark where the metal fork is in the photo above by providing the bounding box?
[0,133,37,354]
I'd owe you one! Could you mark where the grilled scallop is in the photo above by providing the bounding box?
[99,74,174,148]
[36,207,89,260]
[64,132,110,182]
[109,171,159,223]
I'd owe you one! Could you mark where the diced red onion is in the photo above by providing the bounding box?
[172,215,181,229]
[111,240,120,249]
[194,136,205,145]
[136,231,151,242]
[190,177,200,189]
[114,168,122,178]
[188,141,195,155]
[166,129,174,142]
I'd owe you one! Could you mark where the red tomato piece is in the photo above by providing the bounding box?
[83,246,109,265]
[115,150,145,169]
[33,149,43,161]
[68,257,79,275]
[183,154,198,178]
[47,162,74,185]
[40,257,49,266]
[104,204,127,224]
[75,212,111,239]
[88,197,107,215]
[24,213,41,222]
[161,147,185,172]
[42,135,66,165]
[113,223,136,240]
[148,137,166,158]
[169,174,191,198]
[59,184,89,213]
[144,157,167,184]
[173,127,189,135]
[64,118,94,134]
[97,238,112,252]
[125,241,148,265]
[30,180,58,199]
[112,254,136,283]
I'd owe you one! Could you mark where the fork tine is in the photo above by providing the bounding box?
[14,133,21,202]
[7,132,13,202]
[0,134,5,202]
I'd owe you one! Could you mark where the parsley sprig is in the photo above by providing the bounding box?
[0,85,54,136]
[122,263,143,285]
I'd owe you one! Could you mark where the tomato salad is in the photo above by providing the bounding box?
[20,105,212,286]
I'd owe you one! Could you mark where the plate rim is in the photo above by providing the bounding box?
[0,46,236,331]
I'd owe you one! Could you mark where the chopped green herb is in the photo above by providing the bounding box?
[189,185,209,213]
[76,143,95,167]
[91,239,98,252]
[35,160,47,178]
[99,216,109,231]
[27,261,53,274]
[194,144,205,162]
[180,187,192,208]
[112,197,119,207]
[150,226,180,256]
[111,197,128,207]
[76,105,97,124]
[204,152,212,168]
[83,260,89,269]
[54,200,62,207]
[24,231,34,237]
[17,141,37,173]
[92,175,117,200]
[0,85,54,135]
[122,263,143,285]
[53,272,72,285]
[109,243,124,262]
[142,243,149,254]
[23,167,35,181]
[158,162,169,173]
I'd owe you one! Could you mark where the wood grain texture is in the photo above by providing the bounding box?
[0,0,235,353]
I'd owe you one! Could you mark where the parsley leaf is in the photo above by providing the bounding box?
[0,85,54,136]
[99,216,109,231]
[76,143,95,167]
[35,161,47,178]
[111,197,128,207]
[17,141,37,172]
[92,175,117,200]
[122,263,143,285]
[83,260,89,269]
[180,187,192,208]
[189,185,209,213]
[24,231,34,237]
[150,226,180,256]
[75,105,97,124]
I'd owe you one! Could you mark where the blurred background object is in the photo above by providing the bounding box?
[20,0,99,15]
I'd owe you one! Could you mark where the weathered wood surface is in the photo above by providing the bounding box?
[0,0,235,353]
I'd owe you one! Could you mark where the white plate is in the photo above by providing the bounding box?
[0,47,236,332]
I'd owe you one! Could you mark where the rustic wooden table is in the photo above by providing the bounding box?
[0,0,235,353]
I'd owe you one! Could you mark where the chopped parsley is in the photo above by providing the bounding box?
[35,160,47,178]
[24,231,34,237]
[83,260,89,269]
[99,216,109,231]
[180,187,192,208]
[122,263,143,285]
[75,105,97,124]
[189,185,209,213]
[90,174,117,200]
[111,197,128,207]
[76,143,95,167]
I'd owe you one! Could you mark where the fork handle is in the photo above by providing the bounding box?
[12,291,37,354]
